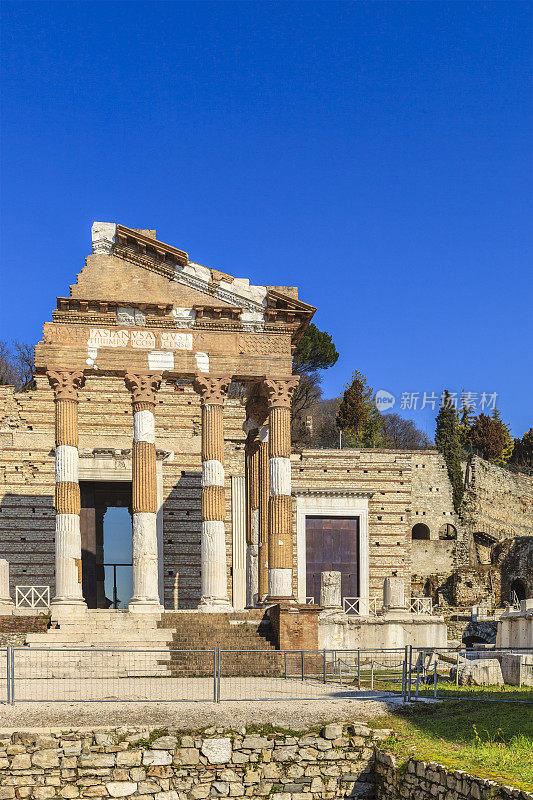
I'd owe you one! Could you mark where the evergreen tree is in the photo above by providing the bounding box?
[509,428,533,473]
[469,413,505,461]
[435,390,464,511]
[457,391,475,449]
[336,371,375,445]
[491,407,514,462]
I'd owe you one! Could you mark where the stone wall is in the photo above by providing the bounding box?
[375,750,532,800]
[464,456,533,540]
[0,724,387,800]
[0,725,529,800]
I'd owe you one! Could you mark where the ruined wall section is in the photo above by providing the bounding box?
[463,455,533,540]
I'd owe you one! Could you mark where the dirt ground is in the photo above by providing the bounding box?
[0,693,403,733]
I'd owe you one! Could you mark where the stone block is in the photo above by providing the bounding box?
[105,784,137,798]
[200,740,231,765]
[451,658,504,686]
[32,753,60,769]
[142,753,172,767]
[150,738,178,751]
[174,749,199,766]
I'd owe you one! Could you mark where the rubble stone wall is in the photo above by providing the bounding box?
[375,750,532,800]
[464,456,533,540]
[0,724,384,800]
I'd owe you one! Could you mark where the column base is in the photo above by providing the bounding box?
[198,597,234,613]
[50,598,87,624]
[0,600,14,616]
[128,599,164,614]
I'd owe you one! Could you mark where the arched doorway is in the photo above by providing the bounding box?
[438,523,457,540]
[412,523,430,540]
[510,578,527,604]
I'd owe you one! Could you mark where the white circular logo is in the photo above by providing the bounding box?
[375,389,395,412]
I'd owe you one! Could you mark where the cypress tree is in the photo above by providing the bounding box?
[435,390,464,511]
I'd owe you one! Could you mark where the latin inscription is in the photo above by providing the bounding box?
[86,328,192,350]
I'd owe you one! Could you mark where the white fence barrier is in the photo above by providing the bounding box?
[15,586,50,609]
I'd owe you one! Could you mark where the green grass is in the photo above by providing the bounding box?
[374,677,533,702]
[372,700,533,791]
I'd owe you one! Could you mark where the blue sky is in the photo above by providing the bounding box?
[1,1,532,439]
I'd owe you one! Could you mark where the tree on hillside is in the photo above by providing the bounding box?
[457,392,475,449]
[291,323,339,443]
[509,428,533,474]
[0,340,35,390]
[491,407,514,463]
[336,371,375,445]
[380,413,432,449]
[435,389,464,511]
[468,413,506,462]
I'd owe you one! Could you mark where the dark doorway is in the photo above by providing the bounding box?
[412,523,430,540]
[305,516,359,604]
[510,578,527,603]
[80,481,133,608]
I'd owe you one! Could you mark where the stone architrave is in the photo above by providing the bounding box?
[47,369,87,618]
[320,571,342,611]
[124,372,163,613]
[262,376,299,601]
[192,375,232,611]
[0,560,14,615]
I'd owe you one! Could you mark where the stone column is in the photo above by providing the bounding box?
[192,374,232,611]
[262,376,299,600]
[257,424,270,602]
[243,393,268,607]
[0,560,14,615]
[47,369,87,618]
[125,372,163,613]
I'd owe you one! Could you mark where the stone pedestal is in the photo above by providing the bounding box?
[382,576,409,619]
[47,370,87,621]
[0,560,14,615]
[125,373,163,614]
[320,571,342,611]
[193,375,232,612]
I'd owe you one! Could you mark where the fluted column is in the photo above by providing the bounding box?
[193,374,232,611]
[262,376,299,600]
[257,423,270,602]
[48,369,87,617]
[243,392,268,607]
[125,372,163,613]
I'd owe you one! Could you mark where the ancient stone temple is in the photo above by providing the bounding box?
[1,222,318,622]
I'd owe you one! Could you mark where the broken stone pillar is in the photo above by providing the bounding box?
[125,372,163,613]
[262,377,299,601]
[47,369,87,620]
[320,571,342,611]
[0,560,14,615]
[192,374,232,611]
[383,576,407,614]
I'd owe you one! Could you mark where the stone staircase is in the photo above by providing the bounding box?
[24,610,173,677]
[158,610,282,677]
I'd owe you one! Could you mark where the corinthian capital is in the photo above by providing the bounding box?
[124,372,162,407]
[262,376,299,409]
[192,375,231,406]
[47,370,86,402]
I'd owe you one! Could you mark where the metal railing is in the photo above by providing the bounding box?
[1,645,531,704]
[15,586,50,609]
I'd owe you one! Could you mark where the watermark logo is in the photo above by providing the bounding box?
[375,389,396,412]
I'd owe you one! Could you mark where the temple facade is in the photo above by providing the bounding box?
[0,221,466,624]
